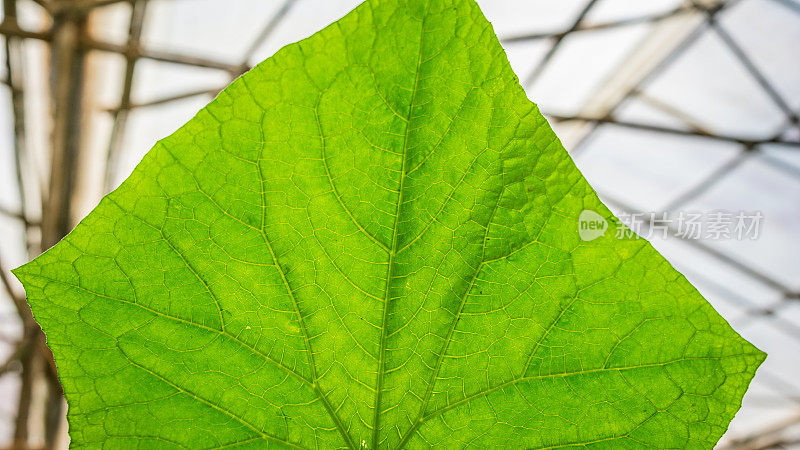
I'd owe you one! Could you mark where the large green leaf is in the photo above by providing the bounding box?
[14,0,763,448]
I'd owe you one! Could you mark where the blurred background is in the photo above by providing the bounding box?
[0,0,797,448]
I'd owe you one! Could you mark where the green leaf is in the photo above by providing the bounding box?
[14,0,763,448]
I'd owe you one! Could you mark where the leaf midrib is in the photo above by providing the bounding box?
[371,11,428,450]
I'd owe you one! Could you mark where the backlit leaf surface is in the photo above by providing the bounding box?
[14,0,764,448]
